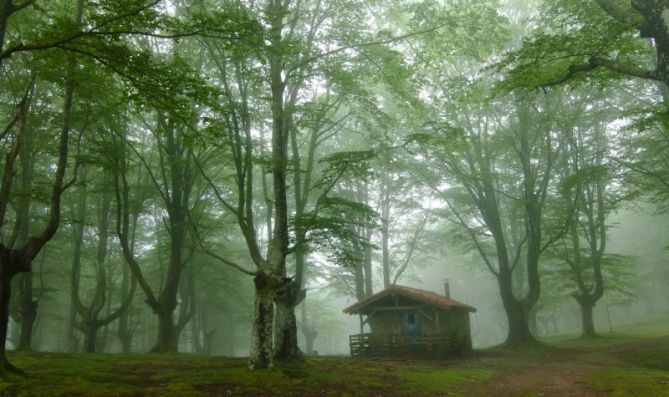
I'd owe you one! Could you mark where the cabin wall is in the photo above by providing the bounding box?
[439,310,472,351]
[368,312,402,335]
[366,309,472,351]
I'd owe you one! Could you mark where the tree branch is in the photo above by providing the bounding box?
[11,0,37,12]
[186,208,257,276]
[543,57,658,87]
[286,22,449,77]
[594,0,644,25]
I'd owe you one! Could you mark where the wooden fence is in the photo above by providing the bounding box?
[349,333,451,357]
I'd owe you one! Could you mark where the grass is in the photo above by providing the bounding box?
[590,369,669,397]
[540,311,669,350]
[541,311,669,396]
[0,311,667,396]
[0,353,496,397]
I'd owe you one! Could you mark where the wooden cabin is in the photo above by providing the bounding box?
[343,284,476,357]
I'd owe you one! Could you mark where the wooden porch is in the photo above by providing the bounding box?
[349,333,451,357]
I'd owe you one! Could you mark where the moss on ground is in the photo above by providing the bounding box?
[0,353,496,396]
[625,341,669,370]
[590,368,669,397]
[1,312,667,396]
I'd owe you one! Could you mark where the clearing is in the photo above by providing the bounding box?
[0,314,668,396]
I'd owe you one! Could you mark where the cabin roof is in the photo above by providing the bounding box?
[343,284,477,314]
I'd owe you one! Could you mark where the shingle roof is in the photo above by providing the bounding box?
[343,284,476,314]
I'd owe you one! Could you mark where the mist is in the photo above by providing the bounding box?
[0,0,668,396]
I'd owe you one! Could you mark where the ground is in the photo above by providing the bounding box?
[1,313,668,396]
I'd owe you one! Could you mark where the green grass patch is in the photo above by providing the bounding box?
[546,333,641,351]
[622,340,669,370]
[616,312,669,337]
[590,368,669,397]
[538,311,669,353]
[541,311,669,349]
[0,352,499,397]
[400,367,496,394]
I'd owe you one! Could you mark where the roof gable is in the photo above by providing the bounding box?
[343,284,476,314]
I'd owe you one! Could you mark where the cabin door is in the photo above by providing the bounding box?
[401,311,421,337]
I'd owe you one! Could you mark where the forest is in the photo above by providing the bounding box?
[0,0,669,396]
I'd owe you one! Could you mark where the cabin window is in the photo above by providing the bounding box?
[408,313,416,325]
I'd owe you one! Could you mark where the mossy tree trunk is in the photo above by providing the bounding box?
[248,271,276,369]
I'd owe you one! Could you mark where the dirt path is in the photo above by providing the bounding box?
[458,336,669,396]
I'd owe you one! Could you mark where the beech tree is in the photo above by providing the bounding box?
[0,0,83,374]
[555,118,621,338]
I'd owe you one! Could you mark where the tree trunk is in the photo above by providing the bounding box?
[304,331,316,355]
[578,296,597,338]
[273,300,300,361]
[191,314,202,354]
[300,298,317,355]
[498,272,535,345]
[16,276,36,351]
[528,306,539,338]
[152,305,176,353]
[14,121,36,351]
[0,0,12,56]
[273,280,303,362]
[203,330,215,356]
[504,304,534,344]
[117,262,133,353]
[118,326,132,353]
[0,268,20,374]
[248,272,274,369]
[360,183,373,297]
[381,170,391,288]
[83,323,99,353]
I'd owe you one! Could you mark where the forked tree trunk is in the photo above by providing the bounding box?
[503,304,534,344]
[498,271,535,345]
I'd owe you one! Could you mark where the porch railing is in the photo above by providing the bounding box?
[349,333,451,357]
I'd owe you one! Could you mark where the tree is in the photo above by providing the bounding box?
[0,0,85,374]
[9,90,38,352]
[554,118,624,337]
[192,0,421,367]
[411,89,573,344]
[69,168,136,353]
[112,107,204,353]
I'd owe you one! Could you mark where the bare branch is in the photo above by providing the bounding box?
[287,22,450,77]
[191,152,238,215]
[186,208,257,276]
